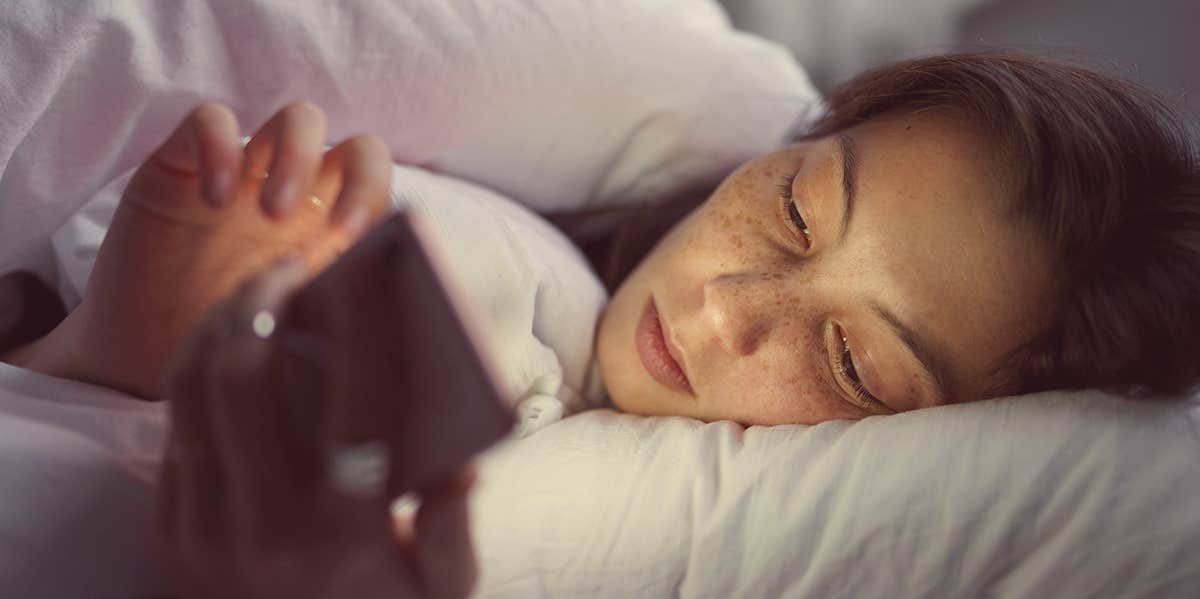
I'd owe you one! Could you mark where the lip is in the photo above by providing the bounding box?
[635,297,694,395]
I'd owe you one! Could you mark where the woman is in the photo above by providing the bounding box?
[3,52,1199,596]
[578,51,1200,423]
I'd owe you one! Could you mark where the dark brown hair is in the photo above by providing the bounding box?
[550,51,1200,399]
[545,178,717,294]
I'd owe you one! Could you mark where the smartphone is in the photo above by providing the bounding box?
[278,211,514,495]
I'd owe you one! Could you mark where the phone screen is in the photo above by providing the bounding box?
[279,211,514,495]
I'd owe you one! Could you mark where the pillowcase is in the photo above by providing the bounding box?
[0,0,820,275]
[469,391,1200,597]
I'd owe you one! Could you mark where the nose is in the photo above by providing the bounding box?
[702,271,779,356]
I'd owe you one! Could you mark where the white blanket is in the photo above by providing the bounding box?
[0,3,824,595]
[0,361,168,598]
[6,157,610,597]
[0,0,817,276]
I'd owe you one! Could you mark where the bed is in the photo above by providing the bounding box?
[0,1,1198,597]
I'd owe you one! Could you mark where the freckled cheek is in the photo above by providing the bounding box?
[755,317,849,423]
[713,343,832,425]
[719,368,830,425]
[687,203,772,262]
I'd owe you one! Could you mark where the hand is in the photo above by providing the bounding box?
[156,255,479,599]
[152,100,390,230]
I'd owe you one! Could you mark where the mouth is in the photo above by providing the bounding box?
[635,297,694,396]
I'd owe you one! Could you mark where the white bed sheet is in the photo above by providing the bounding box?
[0,0,817,276]
[471,392,1200,597]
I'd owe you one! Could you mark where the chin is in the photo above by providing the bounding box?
[595,336,649,416]
[606,388,657,417]
[595,341,631,414]
[606,388,636,413]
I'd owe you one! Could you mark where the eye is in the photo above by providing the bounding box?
[834,326,891,414]
[840,342,863,388]
[777,173,812,250]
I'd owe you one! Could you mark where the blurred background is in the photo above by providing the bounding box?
[717,0,1200,118]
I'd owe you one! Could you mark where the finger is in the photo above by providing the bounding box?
[412,465,480,599]
[206,257,312,534]
[154,456,179,546]
[390,491,421,551]
[243,101,328,219]
[318,134,392,236]
[143,101,243,208]
[152,459,206,599]
[161,293,233,557]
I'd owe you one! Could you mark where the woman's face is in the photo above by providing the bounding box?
[595,110,1057,425]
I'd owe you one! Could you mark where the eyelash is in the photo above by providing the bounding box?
[836,330,887,413]
[777,173,812,249]
[777,173,884,414]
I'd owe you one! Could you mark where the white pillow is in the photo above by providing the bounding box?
[470,391,1200,597]
[52,161,610,420]
[0,0,819,274]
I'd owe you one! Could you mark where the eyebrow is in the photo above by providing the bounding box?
[869,300,955,406]
[837,133,858,244]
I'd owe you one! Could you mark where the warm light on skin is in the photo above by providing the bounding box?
[595,110,1058,425]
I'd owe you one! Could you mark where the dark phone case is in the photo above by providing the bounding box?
[279,211,514,495]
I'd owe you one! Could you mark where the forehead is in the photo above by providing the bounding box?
[841,111,1053,398]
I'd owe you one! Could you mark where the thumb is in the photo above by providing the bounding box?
[412,465,479,599]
